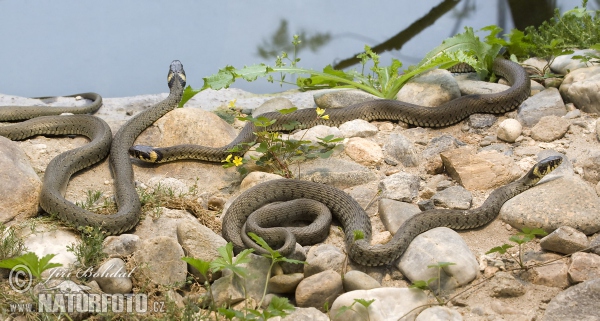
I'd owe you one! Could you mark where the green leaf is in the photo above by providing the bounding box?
[201,65,236,91]
[265,296,295,317]
[181,257,211,279]
[486,244,514,255]
[248,232,280,259]
[278,107,298,115]
[282,120,301,130]
[0,252,62,279]
[179,85,200,107]
[354,298,375,308]
[409,280,429,290]
[428,261,456,269]
[237,64,272,82]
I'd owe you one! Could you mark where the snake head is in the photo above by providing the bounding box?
[525,155,563,185]
[129,145,163,163]
[168,60,186,90]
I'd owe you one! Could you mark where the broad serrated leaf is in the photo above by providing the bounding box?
[236,64,270,82]
[486,244,514,255]
[202,65,236,91]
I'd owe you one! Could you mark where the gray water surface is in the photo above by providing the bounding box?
[0,0,587,98]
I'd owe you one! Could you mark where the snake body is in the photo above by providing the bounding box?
[0,61,186,234]
[129,58,530,163]
[223,156,562,266]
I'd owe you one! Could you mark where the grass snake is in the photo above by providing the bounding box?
[0,61,186,234]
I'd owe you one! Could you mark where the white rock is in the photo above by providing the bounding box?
[344,137,383,166]
[331,288,428,321]
[497,119,522,143]
[339,119,378,138]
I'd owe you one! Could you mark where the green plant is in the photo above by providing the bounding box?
[221,104,343,178]
[486,227,548,269]
[180,28,502,106]
[66,225,107,271]
[0,252,62,280]
[334,298,375,321]
[75,189,103,211]
[409,261,456,305]
[0,223,26,261]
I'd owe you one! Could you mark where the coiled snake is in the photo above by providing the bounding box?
[0,61,186,234]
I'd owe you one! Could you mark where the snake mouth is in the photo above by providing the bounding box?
[129,145,163,163]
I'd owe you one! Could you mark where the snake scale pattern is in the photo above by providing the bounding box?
[0,61,186,234]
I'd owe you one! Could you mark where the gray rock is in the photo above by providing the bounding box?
[379,172,420,202]
[295,269,343,311]
[516,88,567,127]
[497,118,523,143]
[0,137,42,223]
[313,89,380,109]
[384,133,419,167]
[331,288,428,321]
[290,125,342,144]
[208,273,245,307]
[540,226,589,255]
[523,252,570,288]
[591,235,600,255]
[176,220,227,282]
[530,115,570,142]
[279,307,329,321]
[299,158,377,189]
[378,199,421,235]
[397,69,461,107]
[397,227,479,292]
[134,208,205,241]
[422,134,465,159]
[456,76,510,95]
[543,278,600,320]
[430,186,472,210]
[252,97,294,116]
[468,113,497,129]
[339,119,378,138]
[489,271,526,297]
[345,137,383,166]
[280,243,307,274]
[304,244,345,277]
[268,273,304,294]
[103,234,140,258]
[551,49,599,74]
[131,236,187,287]
[501,175,600,235]
[416,306,463,321]
[581,149,600,184]
[343,270,381,291]
[568,252,600,283]
[93,258,132,294]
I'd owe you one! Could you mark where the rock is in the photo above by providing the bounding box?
[0,137,42,222]
[20,223,78,269]
[522,57,549,74]
[551,49,599,74]
[543,279,600,320]
[530,115,570,142]
[501,175,600,235]
[344,137,383,166]
[468,113,497,129]
[252,97,294,116]
[489,271,526,297]
[343,270,381,291]
[416,306,462,321]
[103,234,140,258]
[397,227,479,291]
[209,273,245,307]
[134,208,206,240]
[422,134,465,174]
[239,172,284,192]
[568,252,600,283]
[290,125,342,144]
[313,89,380,109]
[523,252,570,288]
[456,76,510,95]
[93,258,133,294]
[581,149,600,184]
[176,220,227,282]
[278,307,329,321]
[131,236,187,287]
[396,69,461,107]
[516,88,566,127]
[540,226,589,254]
[146,177,189,196]
[280,243,307,274]
[135,107,237,149]
[295,269,343,311]
[379,172,420,202]
[430,186,472,210]
[339,119,378,138]
[330,288,428,321]
[441,147,521,190]
[497,119,523,143]
[268,273,304,294]
[384,133,419,167]
[378,199,421,235]
[299,158,377,189]
[304,244,345,277]
[591,235,600,255]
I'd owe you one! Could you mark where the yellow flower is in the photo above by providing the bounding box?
[321,115,330,120]
[232,156,244,167]
[222,154,232,163]
[316,107,325,116]
[228,99,237,109]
